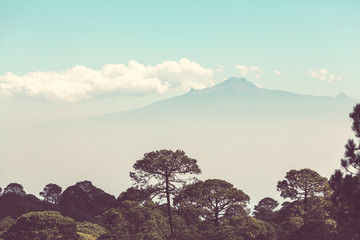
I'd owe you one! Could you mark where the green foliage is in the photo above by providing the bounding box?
[97,201,169,240]
[254,198,279,212]
[78,232,97,240]
[271,195,336,239]
[199,216,277,240]
[0,193,56,219]
[341,103,360,174]
[130,149,201,235]
[3,211,78,240]
[276,201,304,234]
[172,214,201,240]
[0,217,15,237]
[130,149,201,192]
[223,205,277,240]
[59,180,116,222]
[289,219,337,240]
[330,171,360,238]
[3,183,25,196]
[277,168,330,214]
[253,197,279,222]
[328,103,360,239]
[350,103,360,138]
[40,183,62,204]
[117,187,154,204]
[77,221,106,238]
[174,179,250,227]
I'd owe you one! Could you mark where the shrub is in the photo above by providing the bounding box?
[3,211,79,240]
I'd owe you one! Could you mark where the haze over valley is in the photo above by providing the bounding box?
[1,78,357,206]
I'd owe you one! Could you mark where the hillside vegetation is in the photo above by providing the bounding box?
[0,103,359,239]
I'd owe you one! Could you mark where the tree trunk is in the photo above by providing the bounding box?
[304,181,308,226]
[165,174,174,237]
[215,198,219,227]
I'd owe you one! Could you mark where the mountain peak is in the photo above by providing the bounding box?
[217,77,257,88]
[335,92,348,98]
[188,77,258,95]
[334,92,357,102]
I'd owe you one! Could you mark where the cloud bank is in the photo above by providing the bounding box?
[0,58,214,102]
[235,65,263,76]
[307,69,343,83]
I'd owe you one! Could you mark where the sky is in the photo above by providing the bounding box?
[0,1,360,199]
[1,0,360,127]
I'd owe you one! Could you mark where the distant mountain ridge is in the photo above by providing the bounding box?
[98,77,357,123]
[182,77,356,103]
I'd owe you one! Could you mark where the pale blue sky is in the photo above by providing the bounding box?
[0,0,359,126]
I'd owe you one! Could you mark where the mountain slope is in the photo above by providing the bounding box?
[92,77,357,123]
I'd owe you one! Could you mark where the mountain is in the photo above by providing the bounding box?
[1,78,358,207]
[91,77,357,123]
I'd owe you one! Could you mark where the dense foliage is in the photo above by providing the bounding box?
[2,211,78,240]
[0,103,359,239]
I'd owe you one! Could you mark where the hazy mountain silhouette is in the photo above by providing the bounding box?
[1,78,358,207]
[89,77,357,124]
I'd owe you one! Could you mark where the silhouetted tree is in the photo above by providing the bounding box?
[277,169,329,216]
[59,180,116,222]
[330,170,360,239]
[0,192,55,219]
[174,179,250,227]
[130,149,201,236]
[117,187,155,204]
[255,197,279,212]
[40,183,62,204]
[330,103,360,239]
[277,169,332,239]
[341,103,360,174]
[59,184,92,221]
[253,197,279,221]
[350,103,360,138]
[3,183,25,196]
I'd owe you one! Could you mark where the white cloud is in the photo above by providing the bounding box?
[274,70,281,76]
[254,74,261,79]
[0,58,214,102]
[307,69,343,83]
[235,65,263,78]
[215,64,225,72]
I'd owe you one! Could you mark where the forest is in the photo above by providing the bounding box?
[0,103,359,240]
